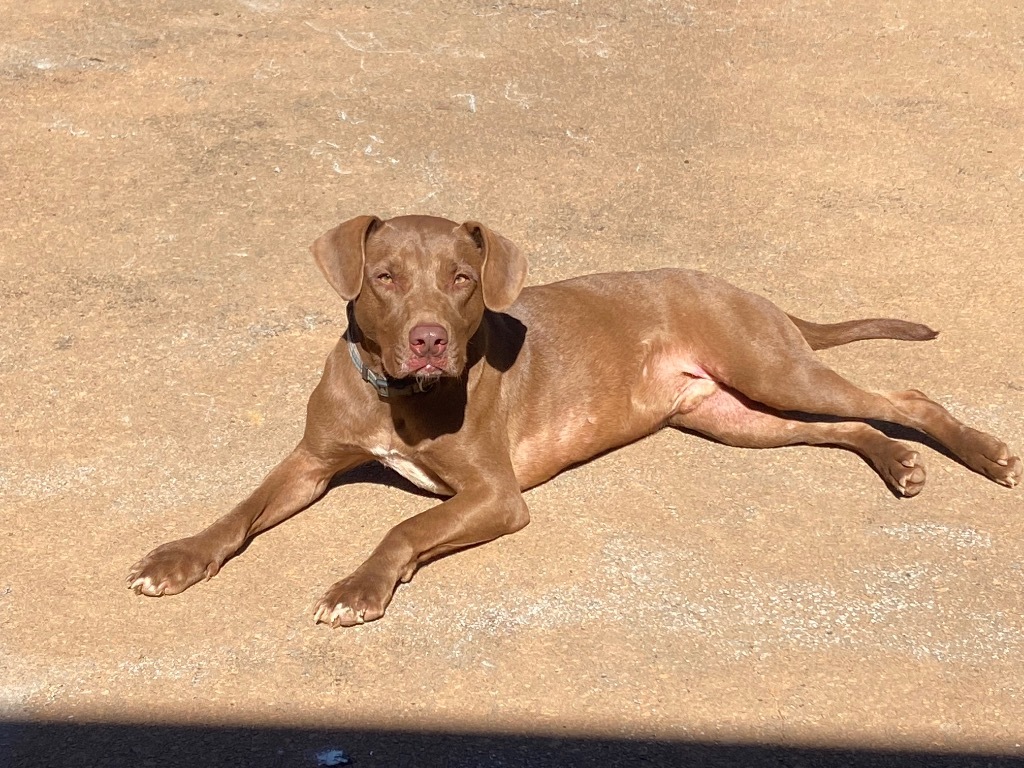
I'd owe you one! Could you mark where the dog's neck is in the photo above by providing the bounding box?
[344,329,437,399]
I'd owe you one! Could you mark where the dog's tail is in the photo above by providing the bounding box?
[788,314,938,351]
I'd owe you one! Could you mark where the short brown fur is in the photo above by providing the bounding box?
[129,215,1021,627]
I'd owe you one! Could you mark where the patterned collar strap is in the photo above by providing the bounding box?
[346,335,434,398]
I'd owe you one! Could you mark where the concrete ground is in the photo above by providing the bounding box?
[2,1,1023,766]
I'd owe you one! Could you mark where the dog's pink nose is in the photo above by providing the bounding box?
[409,324,448,357]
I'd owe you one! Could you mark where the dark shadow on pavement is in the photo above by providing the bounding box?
[2,720,1023,768]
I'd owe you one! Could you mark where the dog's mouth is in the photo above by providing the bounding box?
[411,363,444,378]
[391,354,458,380]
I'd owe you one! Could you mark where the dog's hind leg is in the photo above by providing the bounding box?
[669,385,928,496]
[684,313,1021,488]
[725,361,1019,488]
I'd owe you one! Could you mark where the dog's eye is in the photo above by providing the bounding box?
[376,272,394,284]
[454,274,471,286]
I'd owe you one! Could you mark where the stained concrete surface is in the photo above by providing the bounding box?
[1,1,1023,766]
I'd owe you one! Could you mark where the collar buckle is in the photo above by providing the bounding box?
[346,334,435,398]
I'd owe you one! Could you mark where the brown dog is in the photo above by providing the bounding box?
[129,215,1022,627]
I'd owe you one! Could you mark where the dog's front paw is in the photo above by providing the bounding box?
[313,568,395,628]
[127,537,220,596]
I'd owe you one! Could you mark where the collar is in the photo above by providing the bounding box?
[346,333,435,398]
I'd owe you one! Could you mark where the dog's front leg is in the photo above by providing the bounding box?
[129,444,366,597]
[313,477,529,627]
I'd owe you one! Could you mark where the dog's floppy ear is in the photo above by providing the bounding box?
[310,215,382,300]
[462,221,528,312]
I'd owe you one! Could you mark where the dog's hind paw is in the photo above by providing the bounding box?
[885,448,927,498]
[995,455,1022,488]
[961,430,1023,488]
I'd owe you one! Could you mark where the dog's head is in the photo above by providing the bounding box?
[311,215,528,382]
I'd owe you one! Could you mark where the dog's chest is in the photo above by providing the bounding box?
[370,447,453,496]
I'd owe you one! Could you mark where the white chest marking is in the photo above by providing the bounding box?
[370,448,453,496]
